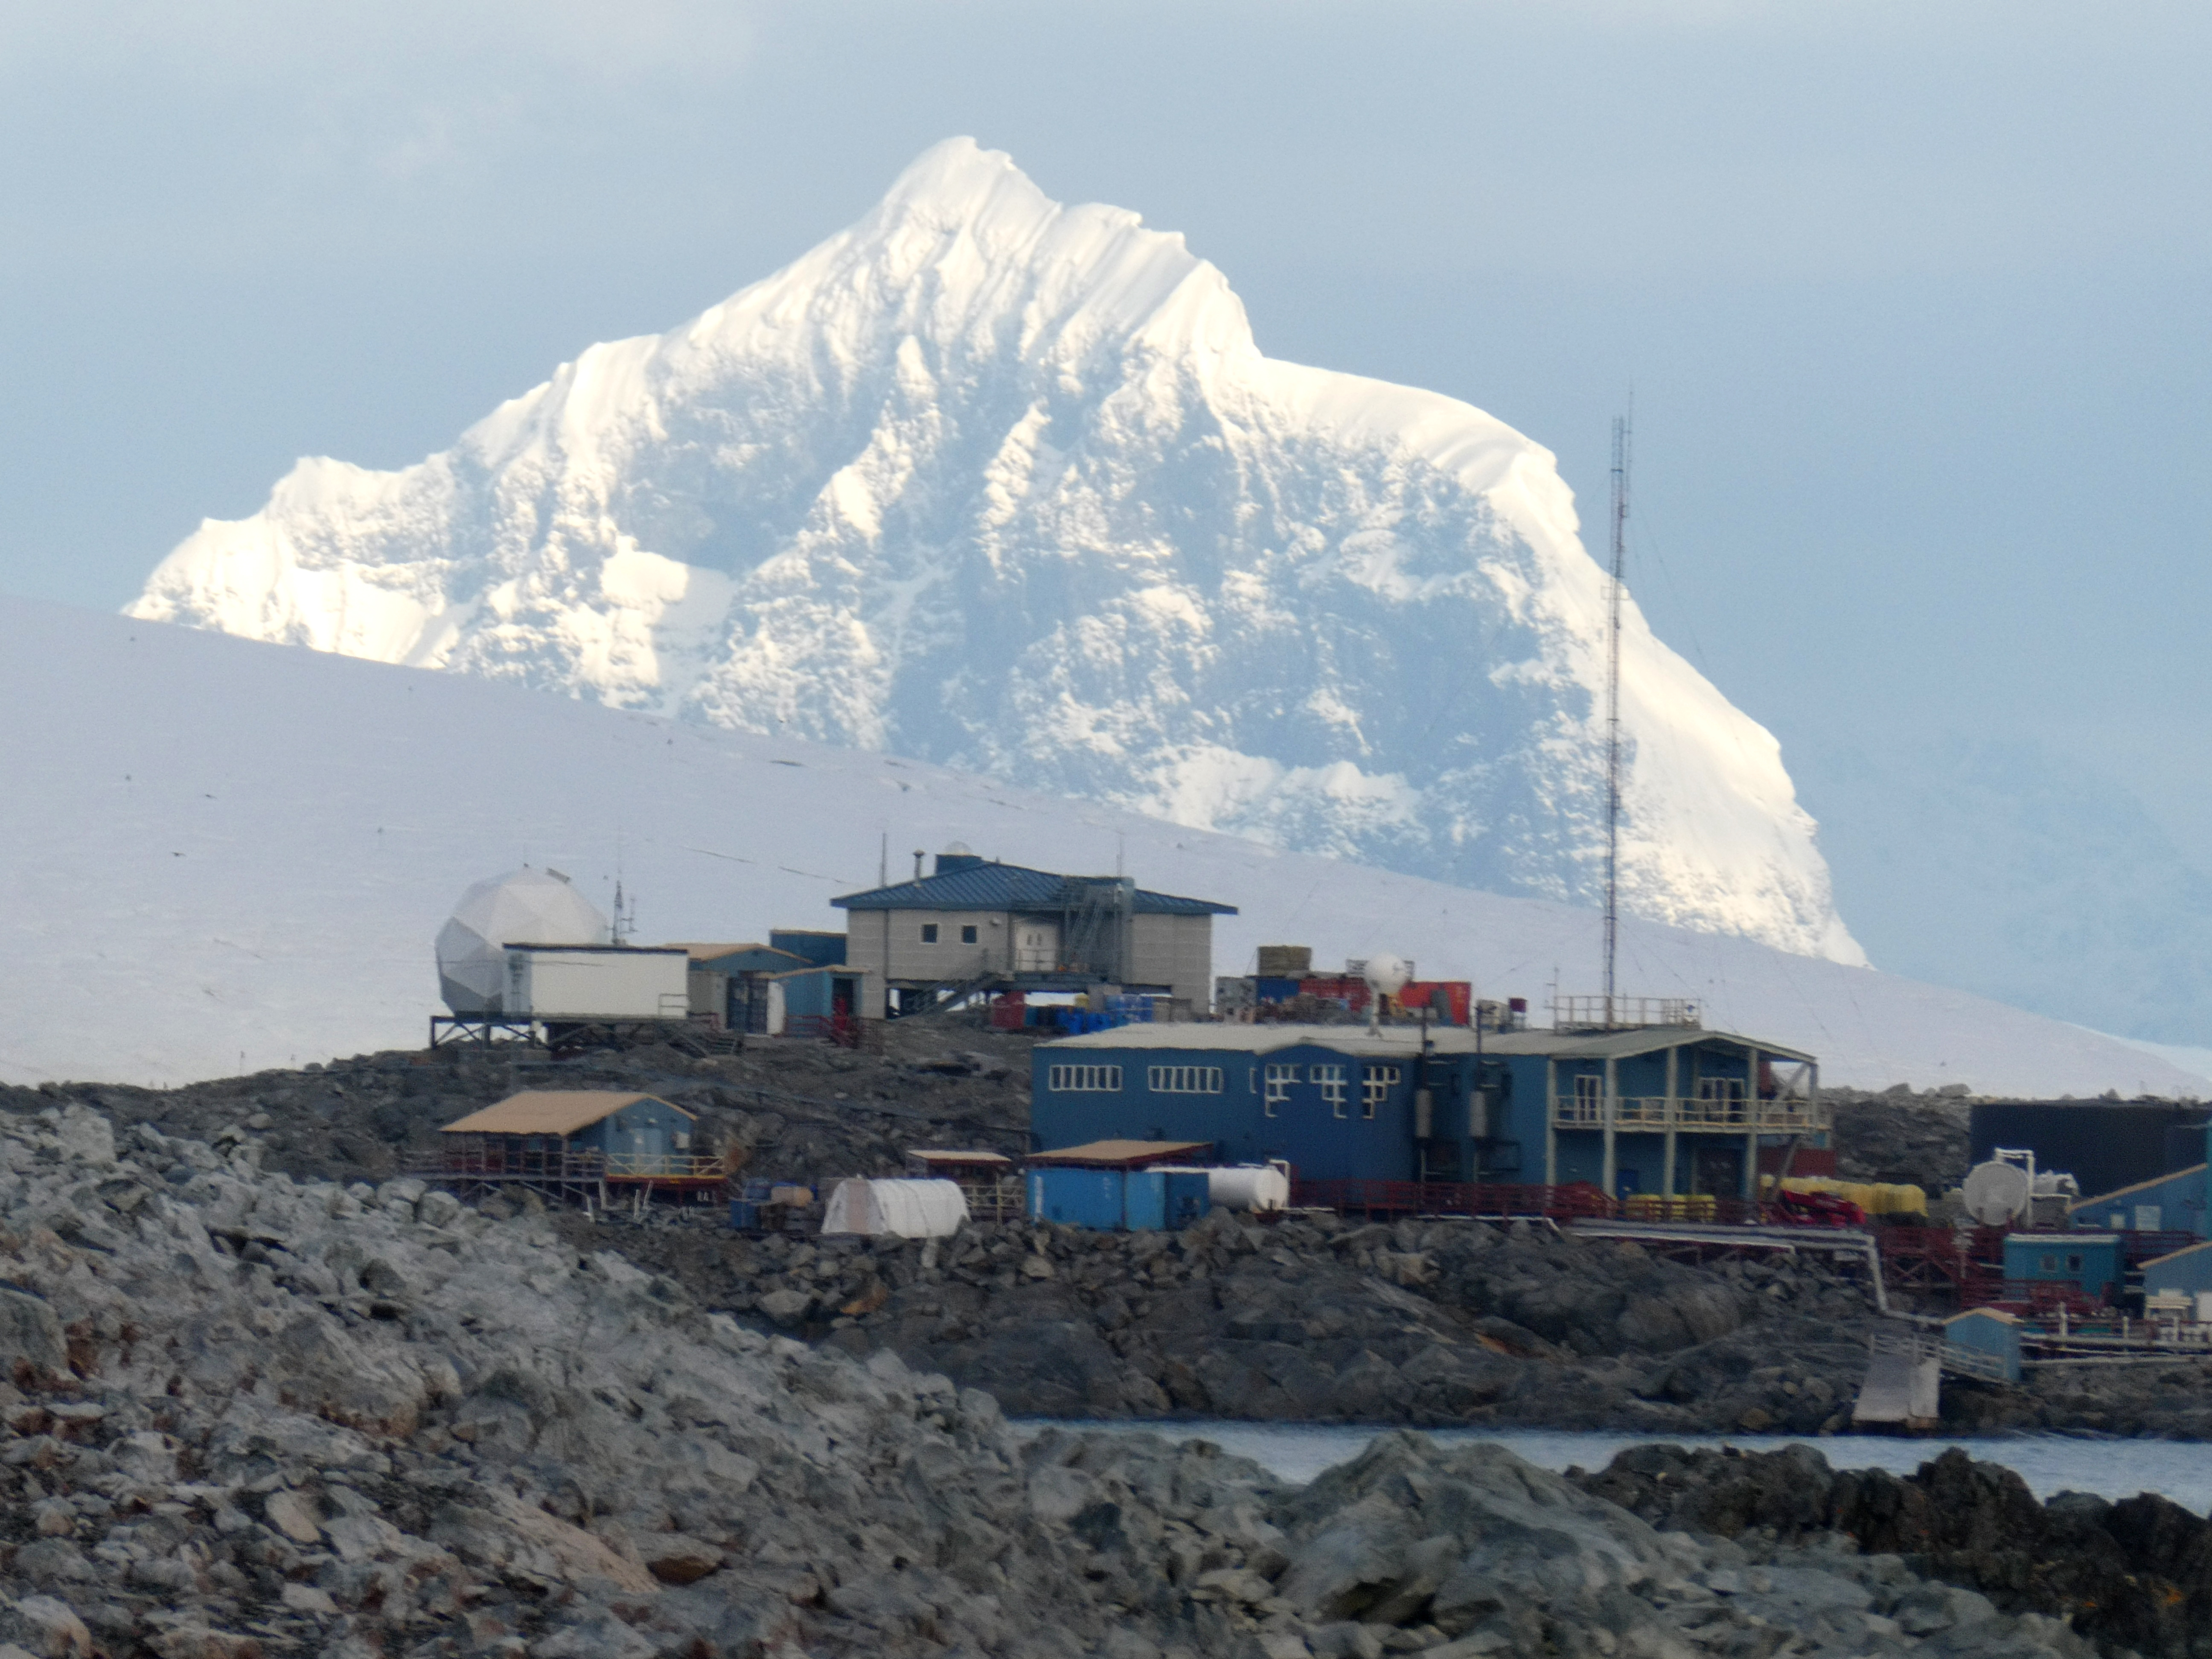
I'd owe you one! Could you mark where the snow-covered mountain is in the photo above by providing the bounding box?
[128,137,1862,967]
[3,595,2197,1097]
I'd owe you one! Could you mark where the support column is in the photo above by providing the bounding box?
[1544,1059,1557,1187]
[1662,1044,1678,1199]
[1601,1056,1618,1199]
[1743,1044,1761,1201]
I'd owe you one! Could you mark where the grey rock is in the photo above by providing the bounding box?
[0,1290,67,1384]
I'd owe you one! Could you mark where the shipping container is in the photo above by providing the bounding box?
[1028,1167,1126,1229]
[1162,1170,1211,1228]
[504,946,690,1020]
[1397,981,1472,1025]
[1123,1169,1167,1231]
[1026,1165,1210,1230]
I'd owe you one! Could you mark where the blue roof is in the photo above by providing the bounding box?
[832,861,1235,916]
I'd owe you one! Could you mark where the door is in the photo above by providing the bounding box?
[1015,921,1060,974]
[1691,1145,1742,1197]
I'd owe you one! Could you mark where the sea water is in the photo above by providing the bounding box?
[1016,1421,2212,1511]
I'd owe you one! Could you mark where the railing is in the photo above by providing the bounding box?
[1940,1341,2016,1383]
[1618,1193,1765,1226]
[1551,1095,1828,1132]
[786,1014,883,1051]
[1551,997,1700,1031]
[599,1153,730,1180]
[407,1147,730,1183]
[1292,1179,1857,1230]
[1292,1179,1620,1221]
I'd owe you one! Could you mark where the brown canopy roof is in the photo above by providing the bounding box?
[440,1091,693,1137]
[1028,1139,1213,1169]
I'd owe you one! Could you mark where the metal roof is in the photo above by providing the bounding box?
[666,940,766,961]
[1030,1139,1215,1168]
[908,1149,1015,1168]
[439,1090,695,1137]
[831,862,1234,916]
[1039,1022,1815,1064]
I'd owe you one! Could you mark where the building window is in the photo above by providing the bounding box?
[1361,1065,1400,1119]
[1263,1063,1297,1117]
[1572,1074,1601,1123]
[1147,1065,1224,1094]
[1048,1064,1123,1092]
[1315,1064,1348,1118]
[921,923,939,943]
[961,925,978,943]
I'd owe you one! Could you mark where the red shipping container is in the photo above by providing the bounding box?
[1397,981,1472,1025]
[1297,975,1371,1013]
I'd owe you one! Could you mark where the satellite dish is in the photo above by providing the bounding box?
[1962,1159,2032,1227]
[943,841,973,856]
[1361,952,1413,999]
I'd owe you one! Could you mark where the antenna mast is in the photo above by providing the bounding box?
[1603,411,1631,1024]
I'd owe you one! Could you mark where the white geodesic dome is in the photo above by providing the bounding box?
[436,868,611,1014]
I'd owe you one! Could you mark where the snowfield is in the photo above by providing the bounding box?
[129,138,1861,968]
[4,594,2200,1098]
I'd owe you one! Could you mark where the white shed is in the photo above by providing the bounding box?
[821,1177,969,1238]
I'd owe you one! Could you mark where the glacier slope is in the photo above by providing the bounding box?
[129,137,1861,967]
[3,596,2195,1097]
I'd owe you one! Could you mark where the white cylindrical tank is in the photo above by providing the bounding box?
[1156,1164,1290,1213]
[436,868,611,1014]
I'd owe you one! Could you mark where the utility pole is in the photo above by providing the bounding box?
[1604,411,1631,1027]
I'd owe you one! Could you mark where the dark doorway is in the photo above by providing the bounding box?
[1691,1145,1743,1197]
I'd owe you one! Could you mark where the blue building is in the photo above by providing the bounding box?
[2070,1164,2210,1238]
[1030,1019,1823,1198]
[439,1090,704,1176]
[2003,1232,2122,1301]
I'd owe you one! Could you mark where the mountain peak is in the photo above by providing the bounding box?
[126,141,1865,967]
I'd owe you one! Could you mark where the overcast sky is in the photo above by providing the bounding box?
[3,0,2207,863]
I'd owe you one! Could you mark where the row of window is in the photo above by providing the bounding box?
[918,923,978,944]
[1263,1062,1399,1120]
[1042,1059,1403,1121]
[1047,1064,1123,1092]
[1150,1065,1224,1094]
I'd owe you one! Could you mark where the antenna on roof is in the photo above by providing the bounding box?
[879,832,888,888]
[1603,405,1631,1027]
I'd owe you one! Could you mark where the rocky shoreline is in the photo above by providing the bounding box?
[13,1039,2212,1442]
[594,1208,1884,1435]
[0,1091,2171,1658]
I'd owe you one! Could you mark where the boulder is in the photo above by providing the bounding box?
[0,1290,67,1384]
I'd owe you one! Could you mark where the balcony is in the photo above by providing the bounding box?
[1551,1094,1828,1133]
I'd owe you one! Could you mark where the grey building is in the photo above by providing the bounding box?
[831,852,1235,1015]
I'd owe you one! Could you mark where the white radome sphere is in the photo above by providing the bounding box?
[1362,952,1413,998]
[436,868,611,1013]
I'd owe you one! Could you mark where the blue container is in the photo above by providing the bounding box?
[1254,977,1302,1004]
[1029,1167,1126,1229]
[2004,1232,2122,1298]
[1124,1170,1167,1231]
[728,1199,762,1232]
[1163,1171,1211,1229]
